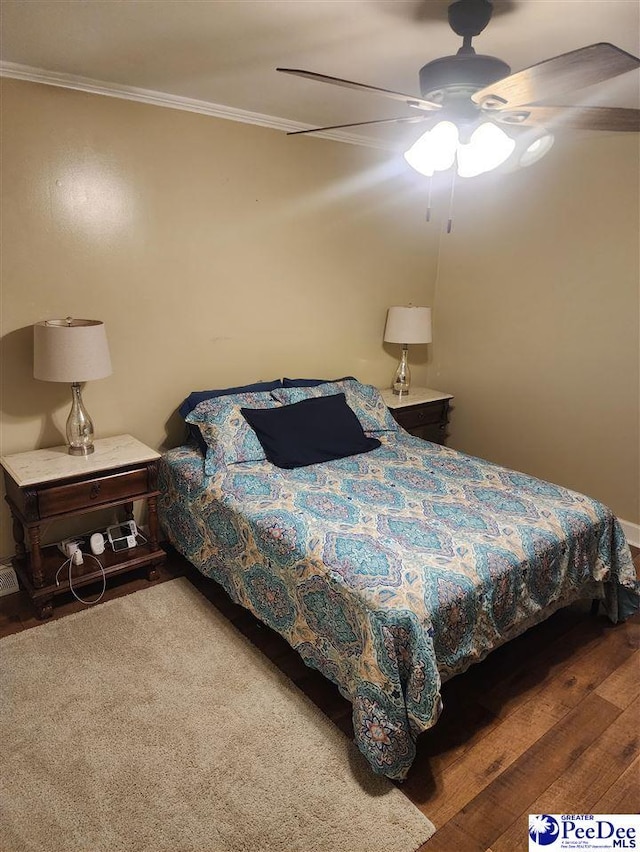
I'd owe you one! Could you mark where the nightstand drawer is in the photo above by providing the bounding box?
[393,401,447,430]
[417,424,447,443]
[38,467,150,518]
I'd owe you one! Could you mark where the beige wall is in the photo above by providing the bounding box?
[1,78,638,561]
[430,132,640,523]
[0,78,438,548]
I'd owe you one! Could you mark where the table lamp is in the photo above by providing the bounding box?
[383,306,432,395]
[34,318,112,455]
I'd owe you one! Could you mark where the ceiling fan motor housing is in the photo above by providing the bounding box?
[419,54,511,102]
[420,1,511,105]
[448,0,495,37]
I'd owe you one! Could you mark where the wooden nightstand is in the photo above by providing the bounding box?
[380,387,453,444]
[1,435,166,618]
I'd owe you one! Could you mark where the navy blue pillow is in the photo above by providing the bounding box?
[240,393,380,469]
[178,380,282,420]
[282,376,357,388]
[179,380,282,453]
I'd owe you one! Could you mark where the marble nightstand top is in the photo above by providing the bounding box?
[0,434,160,487]
[379,387,453,410]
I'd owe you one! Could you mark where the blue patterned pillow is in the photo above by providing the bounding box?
[179,380,282,453]
[272,380,399,433]
[185,391,280,473]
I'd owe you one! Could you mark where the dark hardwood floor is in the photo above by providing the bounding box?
[2,545,638,852]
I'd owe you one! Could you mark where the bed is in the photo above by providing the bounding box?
[158,378,638,781]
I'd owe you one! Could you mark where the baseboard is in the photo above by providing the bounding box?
[619,518,640,549]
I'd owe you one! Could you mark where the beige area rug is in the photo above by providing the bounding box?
[1,578,434,852]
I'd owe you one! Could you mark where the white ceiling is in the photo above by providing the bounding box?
[1,0,639,148]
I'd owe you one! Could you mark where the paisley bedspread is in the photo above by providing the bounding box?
[158,434,638,780]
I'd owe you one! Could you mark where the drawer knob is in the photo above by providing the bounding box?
[89,483,101,500]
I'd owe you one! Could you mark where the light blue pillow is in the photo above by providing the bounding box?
[179,379,282,453]
[272,380,399,434]
[186,391,280,474]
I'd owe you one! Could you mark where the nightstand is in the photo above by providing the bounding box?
[380,387,453,444]
[1,435,166,618]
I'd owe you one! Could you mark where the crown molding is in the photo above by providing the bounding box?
[0,61,392,151]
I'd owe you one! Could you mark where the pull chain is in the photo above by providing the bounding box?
[425,177,433,223]
[446,167,457,234]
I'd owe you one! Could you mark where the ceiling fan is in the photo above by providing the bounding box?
[277,0,640,162]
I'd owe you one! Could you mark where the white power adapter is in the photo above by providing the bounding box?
[58,538,84,565]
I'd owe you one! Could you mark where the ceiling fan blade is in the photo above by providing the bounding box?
[496,105,640,132]
[287,116,431,136]
[277,68,442,111]
[473,43,640,110]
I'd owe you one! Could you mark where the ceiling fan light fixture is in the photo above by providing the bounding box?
[403,120,459,177]
[519,131,555,167]
[456,121,516,177]
[404,119,516,179]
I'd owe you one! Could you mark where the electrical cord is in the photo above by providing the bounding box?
[53,522,147,606]
[55,551,106,605]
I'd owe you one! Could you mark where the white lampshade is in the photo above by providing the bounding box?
[34,318,112,383]
[384,306,432,345]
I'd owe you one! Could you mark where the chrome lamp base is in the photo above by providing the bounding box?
[66,382,95,455]
[68,444,95,456]
[392,345,411,395]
